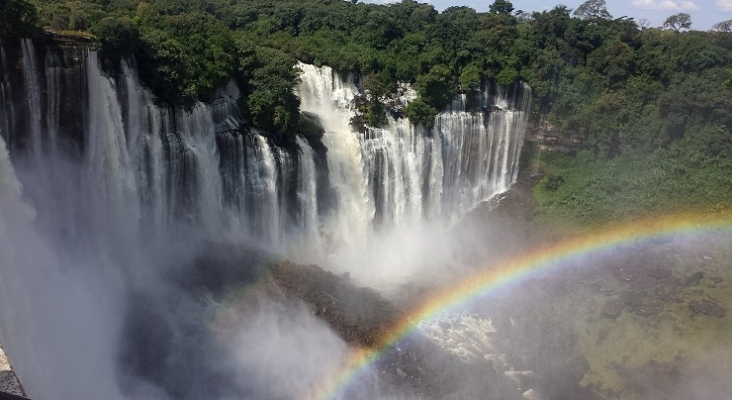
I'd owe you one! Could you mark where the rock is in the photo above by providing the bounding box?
[708,276,723,285]
[648,266,673,279]
[523,388,543,400]
[505,370,538,389]
[564,354,590,380]
[658,288,685,304]
[633,301,664,316]
[689,300,726,317]
[620,290,647,306]
[0,345,25,397]
[683,272,704,288]
[594,279,615,293]
[597,327,610,343]
[602,299,626,319]
[616,267,638,282]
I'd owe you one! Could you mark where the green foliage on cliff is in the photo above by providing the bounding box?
[25,0,732,140]
[236,40,301,142]
[14,0,732,215]
[1,0,39,37]
[404,99,438,128]
[535,139,732,223]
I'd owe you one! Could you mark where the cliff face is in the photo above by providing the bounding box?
[0,344,24,397]
[0,37,531,265]
[0,36,532,400]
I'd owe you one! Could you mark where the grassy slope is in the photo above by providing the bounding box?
[532,147,732,228]
[521,146,732,398]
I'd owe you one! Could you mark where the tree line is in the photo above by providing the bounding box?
[2,0,732,154]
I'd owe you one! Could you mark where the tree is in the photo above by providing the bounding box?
[712,19,732,33]
[663,13,692,32]
[362,72,391,127]
[0,0,38,37]
[404,98,438,128]
[489,0,514,15]
[573,0,612,20]
[414,64,456,109]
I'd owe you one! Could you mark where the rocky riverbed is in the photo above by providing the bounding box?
[0,344,24,397]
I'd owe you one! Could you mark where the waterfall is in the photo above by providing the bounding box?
[2,41,530,266]
[1,43,529,261]
[296,136,319,239]
[0,38,531,400]
[292,62,530,283]
[297,63,374,250]
[296,61,529,231]
[20,39,42,161]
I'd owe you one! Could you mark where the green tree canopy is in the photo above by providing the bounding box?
[573,0,612,20]
[0,0,38,37]
[713,19,732,33]
[489,0,514,15]
[664,13,692,32]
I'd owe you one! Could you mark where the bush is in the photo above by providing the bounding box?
[404,98,438,128]
[0,0,38,37]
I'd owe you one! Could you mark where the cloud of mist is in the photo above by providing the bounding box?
[0,137,127,400]
[219,301,352,400]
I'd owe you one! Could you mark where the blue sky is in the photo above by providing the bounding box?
[366,0,732,30]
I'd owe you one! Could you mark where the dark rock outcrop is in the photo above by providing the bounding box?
[689,300,726,317]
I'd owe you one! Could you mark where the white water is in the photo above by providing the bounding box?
[296,136,319,241]
[294,62,530,285]
[0,41,530,398]
[3,48,529,279]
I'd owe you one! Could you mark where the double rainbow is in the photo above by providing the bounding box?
[305,213,732,400]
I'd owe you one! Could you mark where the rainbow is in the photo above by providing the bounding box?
[305,213,732,400]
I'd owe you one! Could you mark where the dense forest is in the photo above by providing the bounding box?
[3,0,732,223]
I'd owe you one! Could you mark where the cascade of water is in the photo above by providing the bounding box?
[3,43,530,282]
[177,104,224,233]
[86,51,141,246]
[296,136,319,240]
[247,134,280,246]
[0,47,13,145]
[0,130,128,400]
[44,49,62,165]
[297,63,529,235]
[20,39,42,161]
[294,63,530,284]
[297,63,374,249]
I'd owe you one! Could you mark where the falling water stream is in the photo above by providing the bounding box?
[0,39,531,400]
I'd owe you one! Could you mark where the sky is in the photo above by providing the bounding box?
[365,0,732,30]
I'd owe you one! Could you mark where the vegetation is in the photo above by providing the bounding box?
[535,143,732,225]
[1,0,39,37]
[3,0,732,220]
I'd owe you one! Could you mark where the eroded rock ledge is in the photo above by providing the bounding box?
[0,344,25,397]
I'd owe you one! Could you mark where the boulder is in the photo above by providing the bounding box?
[689,300,726,317]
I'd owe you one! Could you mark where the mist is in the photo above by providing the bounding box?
[0,35,729,400]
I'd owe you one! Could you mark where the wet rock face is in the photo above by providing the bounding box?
[117,244,399,400]
[682,272,704,288]
[689,300,726,317]
[0,346,25,397]
[602,299,626,319]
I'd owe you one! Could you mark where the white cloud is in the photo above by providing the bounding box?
[632,0,700,10]
[719,0,732,12]
[680,1,700,10]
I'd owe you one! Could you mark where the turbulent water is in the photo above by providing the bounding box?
[0,38,530,400]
